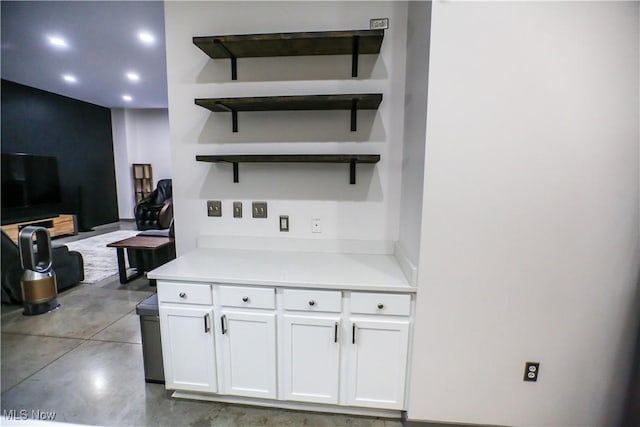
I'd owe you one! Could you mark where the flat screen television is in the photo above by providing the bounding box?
[1,153,62,224]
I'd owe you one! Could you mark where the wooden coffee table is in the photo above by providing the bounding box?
[107,236,175,284]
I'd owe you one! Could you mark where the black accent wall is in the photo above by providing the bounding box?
[1,79,119,229]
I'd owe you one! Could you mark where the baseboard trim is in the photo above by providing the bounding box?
[403,417,512,427]
[171,391,402,419]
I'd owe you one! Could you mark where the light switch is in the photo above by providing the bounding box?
[252,201,267,218]
[279,215,289,232]
[233,201,243,218]
[207,200,222,217]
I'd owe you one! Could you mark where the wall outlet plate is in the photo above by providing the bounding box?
[207,200,222,217]
[370,18,389,30]
[524,362,540,382]
[311,218,322,233]
[279,215,289,232]
[233,201,243,218]
[252,201,267,218]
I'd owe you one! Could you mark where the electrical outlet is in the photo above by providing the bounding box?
[252,201,267,218]
[370,18,389,30]
[524,362,540,382]
[311,218,322,233]
[279,215,289,232]
[207,200,222,217]
[233,201,243,218]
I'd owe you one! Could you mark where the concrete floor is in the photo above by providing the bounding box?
[1,223,402,427]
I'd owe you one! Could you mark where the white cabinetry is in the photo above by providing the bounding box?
[158,282,217,393]
[218,286,277,399]
[282,289,342,404]
[157,280,413,414]
[347,318,409,409]
[346,292,411,410]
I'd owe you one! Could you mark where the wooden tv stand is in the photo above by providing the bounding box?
[1,214,77,243]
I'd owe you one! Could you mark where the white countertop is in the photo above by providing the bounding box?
[148,248,415,292]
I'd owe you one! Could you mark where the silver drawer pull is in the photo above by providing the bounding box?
[179,292,186,298]
[308,300,316,306]
[242,296,249,302]
[204,314,210,333]
[221,314,227,334]
[377,303,384,309]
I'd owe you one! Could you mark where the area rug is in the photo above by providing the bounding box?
[65,230,139,284]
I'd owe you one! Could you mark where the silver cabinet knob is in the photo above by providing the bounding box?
[377,303,384,309]
[308,300,316,306]
[179,292,186,298]
[242,296,249,302]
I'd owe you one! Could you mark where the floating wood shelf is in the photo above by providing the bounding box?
[196,154,381,184]
[193,29,384,79]
[195,93,382,132]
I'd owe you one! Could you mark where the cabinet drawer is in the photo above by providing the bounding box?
[158,281,212,305]
[350,292,411,316]
[283,289,342,312]
[219,286,275,309]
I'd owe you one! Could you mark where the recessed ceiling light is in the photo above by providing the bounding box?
[62,74,77,83]
[47,35,68,48]
[126,72,140,82]
[138,31,155,45]
[122,94,133,102]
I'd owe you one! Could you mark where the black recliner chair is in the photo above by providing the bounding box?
[1,230,84,304]
[135,179,173,231]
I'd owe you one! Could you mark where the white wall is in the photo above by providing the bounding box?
[409,2,640,426]
[127,109,172,183]
[163,1,408,255]
[111,109,133,219]
[397,1,431,283]
[111,108,172,219]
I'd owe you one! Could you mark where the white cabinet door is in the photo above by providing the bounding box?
[282,314,341,404]
[219,310,277,399]
[346,318,410,410]
[159,305,217,393]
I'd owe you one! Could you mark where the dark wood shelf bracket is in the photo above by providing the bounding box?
[232,162,239,183]
[352,35,360,78]
[231,110,238,132]
[349,160,357,184]
[351,99,358,132]
[214,39,238,80]
[216,102,238,132]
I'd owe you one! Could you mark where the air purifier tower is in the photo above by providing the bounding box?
[18,226,60,315]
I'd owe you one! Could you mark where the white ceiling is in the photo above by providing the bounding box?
[1,1,168,109]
